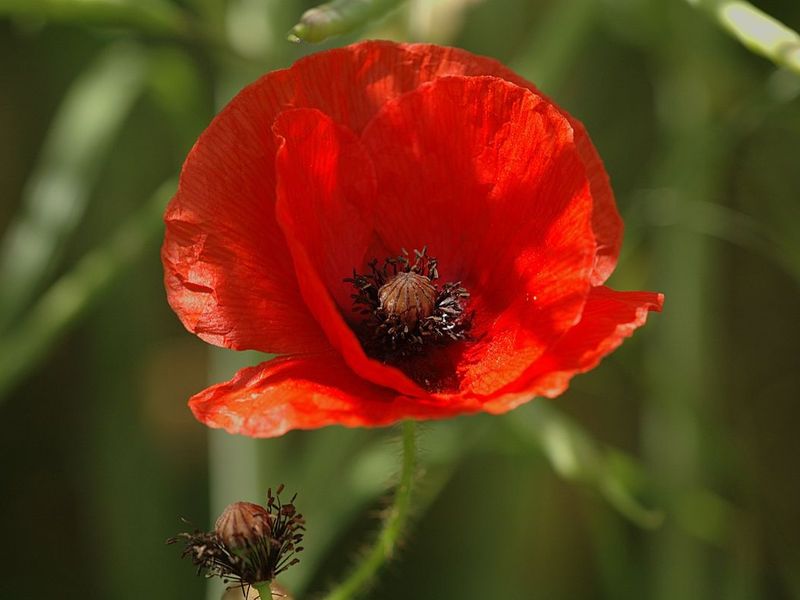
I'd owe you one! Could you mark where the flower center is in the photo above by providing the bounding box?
[345,247,472,361]
[378,271,437,328]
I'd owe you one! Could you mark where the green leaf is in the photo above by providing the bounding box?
[507,402,665,529]
[0,0,188,36]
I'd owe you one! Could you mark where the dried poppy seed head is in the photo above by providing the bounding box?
[378,271,437,328]
[215,501,272,549]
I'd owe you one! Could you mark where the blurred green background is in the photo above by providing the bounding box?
[1,0,799,598]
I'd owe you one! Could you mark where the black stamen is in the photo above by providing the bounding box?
[345,247,472,362]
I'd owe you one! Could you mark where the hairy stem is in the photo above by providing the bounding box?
[323,420,417,600]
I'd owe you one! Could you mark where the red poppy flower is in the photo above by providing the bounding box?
[162,40,663,438]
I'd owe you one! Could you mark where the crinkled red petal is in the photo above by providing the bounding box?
[272,109,376,312]
[272,108,426,397]
[162,91,329,354]
[278,40,621,283]
[404,44,622,285]
[189,286,662,437]
[480,286,664,413]
[188,353,482,438]
[163,41,619,354]
[361,76,596,395]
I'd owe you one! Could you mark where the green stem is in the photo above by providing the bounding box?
[253,581,273,599]
[323,420,417,600]
[688,0,800,75]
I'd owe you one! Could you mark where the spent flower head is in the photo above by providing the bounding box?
[169,486,304,590]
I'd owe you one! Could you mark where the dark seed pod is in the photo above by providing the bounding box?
[215,502,271,549]
[378,272,437,327]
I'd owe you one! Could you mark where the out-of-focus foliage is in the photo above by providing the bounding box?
[289,0,406,43]
[0,0,799,599]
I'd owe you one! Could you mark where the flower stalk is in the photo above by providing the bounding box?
[323,420,417,600]
[253,581,273,599]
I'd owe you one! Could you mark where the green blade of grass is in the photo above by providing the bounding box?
[0,42,149,331]
[0,178,174,403]
[0,0,188,37]
[509,0,597,93]
[508,402,665,530]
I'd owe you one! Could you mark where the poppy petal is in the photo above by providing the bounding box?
[162,92,329,354]
[393,43,622,285]
[272,108,427,398]
[278,40,621,283]
[482,286,664,413]
[361,76,596,395]
[188,353,478,437]
[272,108,376,312]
